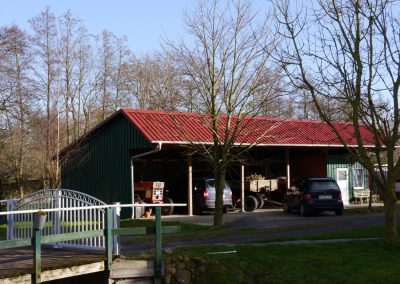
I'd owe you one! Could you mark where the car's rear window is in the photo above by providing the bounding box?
[309,180,340,192]
[206,180,216,188]
[206,180,230,190]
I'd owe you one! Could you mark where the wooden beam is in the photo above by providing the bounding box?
[0,238,31,250]
[33,229,41,284]
[0,262,105,284]
[188,152,193,216]
[41,230,103,244]
[286,148,291,189]
[112,227,146,236]
[241,165,245,212]
[110,260,153,279]
[155,207,162,280]
[104,208,113,272]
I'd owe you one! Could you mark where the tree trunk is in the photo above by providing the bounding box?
[213,165,226,226]
[384,181,398,243]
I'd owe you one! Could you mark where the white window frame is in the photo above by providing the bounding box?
[353,168,364,189]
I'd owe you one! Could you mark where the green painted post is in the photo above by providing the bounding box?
[155,206,162,279]
[105,208,113,272]
[32,229,41,284]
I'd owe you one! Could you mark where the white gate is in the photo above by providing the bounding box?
[7,189,115,251]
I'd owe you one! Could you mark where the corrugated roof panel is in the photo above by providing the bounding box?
[121,109,375,147]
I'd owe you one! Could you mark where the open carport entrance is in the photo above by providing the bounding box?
[132,145,329,215]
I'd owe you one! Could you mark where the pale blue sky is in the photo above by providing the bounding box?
[0,0,190,54]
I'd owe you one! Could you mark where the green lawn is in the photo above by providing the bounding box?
[170,241,400,284]
[1,215,400,283]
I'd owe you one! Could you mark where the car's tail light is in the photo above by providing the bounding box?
[203,190,209,199]
[304,193,312,201]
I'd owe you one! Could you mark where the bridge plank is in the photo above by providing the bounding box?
[0,261,105,283]
[41,261,104,282]
[110,260,154,279]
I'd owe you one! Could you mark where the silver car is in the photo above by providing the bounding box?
[193,178,233,214]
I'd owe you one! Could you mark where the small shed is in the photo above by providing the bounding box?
[60,109,375,216]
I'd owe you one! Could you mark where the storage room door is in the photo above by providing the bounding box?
[337,168,349,205]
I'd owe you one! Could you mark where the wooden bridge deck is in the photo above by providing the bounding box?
[0,246,104,282]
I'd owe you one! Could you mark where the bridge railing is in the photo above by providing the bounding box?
[6,189,110,251]
[0,203,186,284]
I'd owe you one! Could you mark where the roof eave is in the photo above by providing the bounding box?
[149,140,377,148]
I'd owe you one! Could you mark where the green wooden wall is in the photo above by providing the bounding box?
[327,154,369,201]
[61,113,152,208]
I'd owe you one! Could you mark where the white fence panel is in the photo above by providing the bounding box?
[7,189,113,251]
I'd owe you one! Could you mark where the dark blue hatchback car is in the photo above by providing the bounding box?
[283,177,344,216]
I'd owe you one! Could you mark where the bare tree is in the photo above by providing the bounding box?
[275,0,400,242]
[29,7,61,188]
[6,27,34,196]
[59,11,82,144]
[165,0,278,225]
[110,36,133,111]
[0,25,41,196]
[125,54,187,111]
[94,30,116,122]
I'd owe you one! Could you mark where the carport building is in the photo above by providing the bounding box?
[60,109,375,217]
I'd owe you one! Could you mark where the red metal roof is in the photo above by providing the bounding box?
[121,109,375,147]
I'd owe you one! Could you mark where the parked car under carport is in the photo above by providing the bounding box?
[283,177,344,216]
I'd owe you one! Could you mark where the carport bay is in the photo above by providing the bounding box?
[131,146,360,213]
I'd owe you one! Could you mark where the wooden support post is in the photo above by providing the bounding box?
[105,208,113,273]
[32,229,41,284]
[113,202,121,256]
[286,148,291,189]
[241,165,245,212]
[188,152,193,216]
[155,206,162,281]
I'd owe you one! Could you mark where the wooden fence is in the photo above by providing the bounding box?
[0,204,185,284]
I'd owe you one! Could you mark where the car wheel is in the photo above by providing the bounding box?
[300,204,309,217]
[257,196,264,209]
[223,207,227,214]
[161,197,174,215]
[244,195,258,212]
[335,209,343,216]
[283,201,291,213]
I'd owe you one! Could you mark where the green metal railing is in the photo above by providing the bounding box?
[0,204,185,283]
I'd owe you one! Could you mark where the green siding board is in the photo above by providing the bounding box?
[61,114,152,211]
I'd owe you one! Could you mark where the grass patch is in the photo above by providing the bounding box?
[170,240,400,283]
[120,219,231,244]
[120,219,207,233]
[119,220,327,244]
[253,224,400,244]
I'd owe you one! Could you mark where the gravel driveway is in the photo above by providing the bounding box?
[121,204,393,255]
